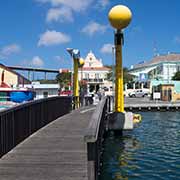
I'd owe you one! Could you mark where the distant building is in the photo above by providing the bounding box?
[78,51,111,93]
[129,53,180,82]
[0,63,31,87]
[22,81,59,100]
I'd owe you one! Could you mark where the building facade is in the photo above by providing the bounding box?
[78,51,111,93]
[129,53,180,82]
[23,82,59,100]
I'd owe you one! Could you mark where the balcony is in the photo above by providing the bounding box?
[83,78,103,83]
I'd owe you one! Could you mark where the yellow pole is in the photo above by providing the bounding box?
[73,59,79,108]
[108,5,132,113]
[115,31,124,112]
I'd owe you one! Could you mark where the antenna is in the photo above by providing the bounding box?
[153,41,158,57]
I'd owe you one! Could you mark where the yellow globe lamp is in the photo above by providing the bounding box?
[78,58,85,68]
[108,5,132,29]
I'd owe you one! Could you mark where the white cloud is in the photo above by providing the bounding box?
[81,21,107,36]
[0,44,21,58]
[46,6,73,23]
[98,0,109,8]
[31,56,44,67]
[38,30,71,46]
[100,43,114,54]
[36,0,93,12]
[21,56,44,67]
[174,36,180,44]
[36,0,93,24]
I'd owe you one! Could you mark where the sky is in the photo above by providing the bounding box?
[0,0,180,73]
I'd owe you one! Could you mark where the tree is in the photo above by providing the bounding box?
[105,65,134,84]
[123,67,134,84]
[56,72,71,90]
[172,71,180,80]
[36,79,58,84]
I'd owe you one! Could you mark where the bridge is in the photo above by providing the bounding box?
[0,96,111,180]
[7,65,60,80]
[1,96,180,180]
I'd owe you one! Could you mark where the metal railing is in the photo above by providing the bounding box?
[84,96,111,180]
[0,96,72,158]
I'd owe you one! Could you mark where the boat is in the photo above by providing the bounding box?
[0,87,34,103]
[0,70,34,103]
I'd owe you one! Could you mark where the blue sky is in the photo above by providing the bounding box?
[0,0,180,71]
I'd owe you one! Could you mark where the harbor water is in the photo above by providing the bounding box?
[100,112,180,180]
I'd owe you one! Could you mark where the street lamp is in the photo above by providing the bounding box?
[108,5,132,113]
[66,48,84,109]
[66,48,74,96]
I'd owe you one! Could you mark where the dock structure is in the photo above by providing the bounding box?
[0,107,95,180]
[125,99,180,111]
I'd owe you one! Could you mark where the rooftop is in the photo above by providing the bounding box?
[132,53,180,70]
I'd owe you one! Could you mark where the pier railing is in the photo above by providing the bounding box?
[84,96,111,180]
[0,96,71,158]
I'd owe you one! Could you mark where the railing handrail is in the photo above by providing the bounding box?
[84,96,107,143]
[0,96,69,115]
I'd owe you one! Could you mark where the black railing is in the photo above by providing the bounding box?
[84,96,111,180]
[0,96,72,158]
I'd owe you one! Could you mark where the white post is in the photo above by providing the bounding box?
[133,83,135,90]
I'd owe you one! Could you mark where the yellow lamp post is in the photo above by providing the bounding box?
[73,57,79,108]
[67,48,84,109]
[108,5,132,113]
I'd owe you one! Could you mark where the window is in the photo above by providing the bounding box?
[95,73,99,79]
[43,91,48,98]
[177,65,180,72]
[85,73,89,79]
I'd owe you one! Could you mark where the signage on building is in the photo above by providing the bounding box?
[139,73,148,82]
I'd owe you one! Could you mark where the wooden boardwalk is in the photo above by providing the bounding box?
[0,106,95,180]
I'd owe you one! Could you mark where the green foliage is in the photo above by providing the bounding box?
[36,79,58,84]
[123,67,134,84]
[56,72,71,88]
[172,71,180,80]
[105,65,134,84]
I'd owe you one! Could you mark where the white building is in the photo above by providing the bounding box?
[78,51,111,93]
[22,82,59,100]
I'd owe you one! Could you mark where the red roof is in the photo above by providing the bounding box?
[0,82,10,88]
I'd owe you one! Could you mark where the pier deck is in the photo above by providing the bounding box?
[0,106,95,180]
[125,97,180,111]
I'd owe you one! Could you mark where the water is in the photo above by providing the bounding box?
[100,112,180,180]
